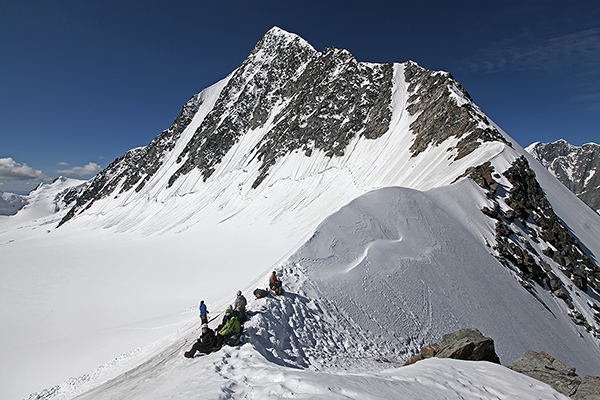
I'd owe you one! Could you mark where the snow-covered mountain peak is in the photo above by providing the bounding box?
[250,26,317,60]
[3,27,600,399]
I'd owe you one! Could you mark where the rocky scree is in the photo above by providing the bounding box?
[467,157,600,339]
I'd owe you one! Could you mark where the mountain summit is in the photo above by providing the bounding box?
[3,27,600,399]
[57,27,509,231]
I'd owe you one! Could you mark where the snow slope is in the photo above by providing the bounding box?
[5,179,598,399]
[2,28,600,399]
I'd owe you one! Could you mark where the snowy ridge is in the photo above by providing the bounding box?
[42,263,572,400]
[3,27,600,399]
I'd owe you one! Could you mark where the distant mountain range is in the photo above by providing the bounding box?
[527,139,600,215]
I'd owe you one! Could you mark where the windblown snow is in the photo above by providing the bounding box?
[1,27,600,399]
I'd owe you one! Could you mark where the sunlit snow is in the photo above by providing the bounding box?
[2,34,600,399]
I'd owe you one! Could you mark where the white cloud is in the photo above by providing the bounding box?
[55,162,102,177]
[0,157,48,181]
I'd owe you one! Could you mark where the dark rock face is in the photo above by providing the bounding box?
[55,28,517,227]
[509,350,582,397]
[527,139,600,215]
[169,30,394,189]
[503,156,599,292]
[403,328,500,365]
[435,328,500,363]
[471,156,600,339]
[404,62,510,160]
[573,376,600,400]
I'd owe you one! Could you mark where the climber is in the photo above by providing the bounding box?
[234,290,247,322]
[199,300,209,324]
[214,307,242,349]
[184,323,216,358]
[269,270,283,295]
[217,305,234,331]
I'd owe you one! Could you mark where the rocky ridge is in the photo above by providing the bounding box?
[527,139,600,215]
[58,94,203,226]
[404,61,511,160]
[463,157,600,339]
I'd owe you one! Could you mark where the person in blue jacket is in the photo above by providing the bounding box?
[199,300,209,324]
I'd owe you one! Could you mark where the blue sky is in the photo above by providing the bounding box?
[1,1,599,194]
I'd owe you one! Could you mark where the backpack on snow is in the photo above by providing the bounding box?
[227,333,245,346]
[253,288,270,299]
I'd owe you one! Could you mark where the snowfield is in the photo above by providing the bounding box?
[2,181,597,399]
[2,28,600,399]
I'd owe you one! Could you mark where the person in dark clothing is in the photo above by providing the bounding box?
[199,300,209,324]
[234,290,247,322]
[185,324,216,358]
[269,271,283,295]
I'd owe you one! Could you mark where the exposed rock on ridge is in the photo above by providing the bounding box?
[403,328,501,366]
[404,329,600,398]
[404,61,511,160]
[509,350,600,399]
[469,156,600,338]
[169,27,394,189]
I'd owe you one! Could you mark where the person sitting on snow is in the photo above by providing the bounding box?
[234,290,247,322]
[184,323,216,358]
[199,300,209,324]
[214,307,242,349]
[217,305,234,331]
[269,271,283,295]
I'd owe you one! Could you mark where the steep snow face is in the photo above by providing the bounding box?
[526,139,600,214]
[280,185,600,376]
[55,27,510,234]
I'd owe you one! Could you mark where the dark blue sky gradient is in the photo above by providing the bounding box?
[1,0,599,193]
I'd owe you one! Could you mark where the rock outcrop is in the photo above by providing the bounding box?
[467,156,600,338]
[403,328,500,366]
[435,328,501,363]
[405,330,600,398]
[509,350,600,399]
